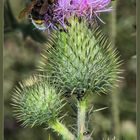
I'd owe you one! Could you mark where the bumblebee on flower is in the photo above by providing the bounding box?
[19,0,112,31]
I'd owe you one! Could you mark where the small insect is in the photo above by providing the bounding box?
[76,90,86,101]
[65,93,71,98]
[83,131,90,136]
[18,0,54,30]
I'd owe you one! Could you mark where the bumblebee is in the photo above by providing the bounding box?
[19,0,54,30]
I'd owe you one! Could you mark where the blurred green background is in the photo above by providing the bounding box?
[4,0,136,139]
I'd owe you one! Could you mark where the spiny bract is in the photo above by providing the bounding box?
[11,77,64,127]
[39,18,121,96]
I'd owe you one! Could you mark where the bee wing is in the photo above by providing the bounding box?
[18,0,36,19]
[39,0,49,15]
[18,9,29,19]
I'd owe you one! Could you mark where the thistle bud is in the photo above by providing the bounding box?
[11,77,64,127]
[40,17,121,98]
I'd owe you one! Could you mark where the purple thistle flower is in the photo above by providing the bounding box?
[54,0,112,26]
[33,0,112,31]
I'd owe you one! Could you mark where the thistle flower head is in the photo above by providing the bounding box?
[53,0,112,28]
[39,17,121,98]
[29,0,112,31]
[11,77,64,127]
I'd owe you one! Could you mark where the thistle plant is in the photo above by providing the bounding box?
[12,1,122,139]
[37,17,121,139]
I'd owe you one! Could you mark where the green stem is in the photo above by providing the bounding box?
[110,0,120,138]
[77,99,87,140]
[49,119,75,140]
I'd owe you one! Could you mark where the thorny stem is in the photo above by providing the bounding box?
[77,99,88,140]
[49,119,75,140]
